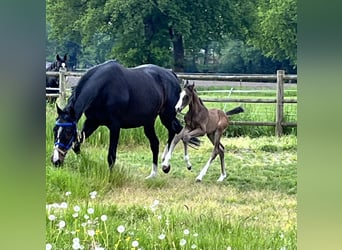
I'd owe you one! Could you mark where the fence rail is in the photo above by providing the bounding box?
[46,69,297,136]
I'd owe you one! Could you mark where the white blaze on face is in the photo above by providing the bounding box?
[175,90,186,112]
[61,62,66,68]
[53,127,63,162]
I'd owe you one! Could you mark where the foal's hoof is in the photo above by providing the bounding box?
[187,165,192,171]
[162,165,171,173]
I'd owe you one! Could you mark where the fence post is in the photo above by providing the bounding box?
[58,68,67,106]
[275,70,285,136]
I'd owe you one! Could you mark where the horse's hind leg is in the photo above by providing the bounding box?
[216,144,226,182]
[161,129,185,173]
[143,124,160,179]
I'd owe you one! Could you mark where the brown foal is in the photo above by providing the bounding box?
[161,81,244,182]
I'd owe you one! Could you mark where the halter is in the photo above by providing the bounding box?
[54,120,77,151]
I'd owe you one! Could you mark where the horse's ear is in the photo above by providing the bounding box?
[187,81,195,90]
[56,54,61,61]
[56,103,63,115]
[184,80,189,87]
[63,54,68,61]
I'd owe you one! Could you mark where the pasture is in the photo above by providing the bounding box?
[45,85,297,249]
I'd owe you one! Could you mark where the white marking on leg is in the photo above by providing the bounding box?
[53,147,60,162]
[217,172,226,182]
[196,158,212,181]
[184,154,192,169]
[161,145,168,161]
[161,150,172,167]
[146,163,158,179]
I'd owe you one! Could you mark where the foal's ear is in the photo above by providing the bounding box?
[63,53,68,61]
[56,54,61,61]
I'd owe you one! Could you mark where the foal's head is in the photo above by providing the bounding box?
[175,80,196,112]
[51,104,77,166]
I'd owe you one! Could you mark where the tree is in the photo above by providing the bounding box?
[247,0,297,68]
[47,0,251,71]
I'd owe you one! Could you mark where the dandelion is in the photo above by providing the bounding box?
[117,225,125,233]
[72,213,78,218]
[73,238,80,244]
[158,234,166,240]
[74,205,81,212]
[227,247,232,250]
[48,214,56,221]
[60,202,68,209]
[84,214,89,220]
[280,247,286,250]
[87,208,94,214]
[132,240,139,248]
[180,239,187,246]
[101,215,107,222]
[90,191,97,199]
[58,220,66,229]
[193,233,198,237]
[46,243,52,250]
[183,229,190,235]
[65,191,72,196]
[87,229,95,237]
[191,244,197,249]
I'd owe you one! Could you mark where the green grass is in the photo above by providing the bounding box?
[46,87,297,249]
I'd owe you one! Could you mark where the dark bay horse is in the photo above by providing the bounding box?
[162,81,244,182]
[46,54,68,103]
[51,60,198,178]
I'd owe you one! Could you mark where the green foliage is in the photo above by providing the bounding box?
[248,0,297,67]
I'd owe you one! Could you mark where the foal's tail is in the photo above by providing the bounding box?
[226,106,244,116]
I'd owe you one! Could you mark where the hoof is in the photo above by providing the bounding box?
[187,165,192,171]
[195,178,202,183]
[162,165,171,173]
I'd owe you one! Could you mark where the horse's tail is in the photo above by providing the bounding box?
[226,106,244,116]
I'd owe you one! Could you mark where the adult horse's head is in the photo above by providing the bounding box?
[53,54,68,71]
[175,80,195,113]
[51,104,77,166]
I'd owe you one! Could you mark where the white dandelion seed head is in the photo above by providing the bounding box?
[117,225,125,233]
[65,191,72,196]
[89,191,97,199]
[101,215,107,222]
[46,243,52,250]
[180,238,187,246]
[158,233,166,240]
[73,238,80,244]
[183,229,190,235]
[72,213,78,218]
[73,205,80,212]
[48,214,56,221]
[72,241,81,249]
[60,202,68,209]
[132,240,139,247]
[191,244,197,249]
[58,220,66,229]
[193,233,199,237]
[87,208,94,214]
[87,229,95,237]
[227,247,232,250]
[84,214,89,220]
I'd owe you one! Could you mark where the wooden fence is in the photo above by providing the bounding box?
[46,69,297,136]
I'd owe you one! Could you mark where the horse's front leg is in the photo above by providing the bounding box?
[161,128,187,173]
[73,118,99,154]
[143,124,160,179]
[183,140,192,170]
[107,125,121,171]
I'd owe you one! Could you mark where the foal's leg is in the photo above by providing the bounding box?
[161,128,187,173]
[195,132,221,182]
[143,124,160,179]
[183,140,192,170]
[208,131,227,182]
[73,118,99,154]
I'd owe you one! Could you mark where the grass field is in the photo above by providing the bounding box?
[46,93,297,249]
